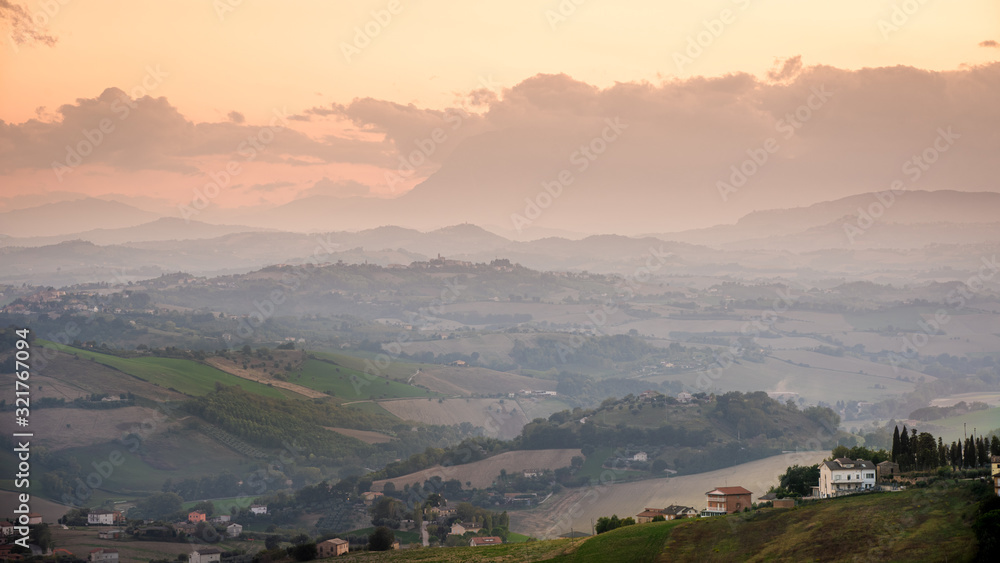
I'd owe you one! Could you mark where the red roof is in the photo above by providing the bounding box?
[706,486,753,495]
[471,536,503,546]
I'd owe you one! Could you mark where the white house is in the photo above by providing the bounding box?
[89,548,119,562]
[226,523,243,537]
[630,451,648,462]
[88,509,119,526]
[818,458,877,498]
[250,504,268,515]
[190,547,223,563]
[677,392,693,403]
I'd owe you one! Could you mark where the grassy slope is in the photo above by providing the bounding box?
[325,484,982,562]
[39,341,286,398]
[292,357,440,400]
[924,406,1000,442]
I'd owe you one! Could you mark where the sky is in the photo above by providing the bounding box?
[0,0,998,233]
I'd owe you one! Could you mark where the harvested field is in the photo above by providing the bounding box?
[48,527,251,561]
[510,451,827,539]
[379,398,529,439]
[414,366,557,396]
[371,448,583,491]
[325,426,394,443]
[31,406,166,450]
[206,355,324,398]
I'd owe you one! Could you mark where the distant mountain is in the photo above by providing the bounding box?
[655,190,1000,246]
[0,198,160,237]
[0,217,271,247]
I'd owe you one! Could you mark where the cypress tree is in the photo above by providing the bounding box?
[892,426,901,463]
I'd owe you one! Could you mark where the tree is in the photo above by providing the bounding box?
[778,464,821,497]
[291,543,318,561]
[369,526,395,551]
[891,425,901,463]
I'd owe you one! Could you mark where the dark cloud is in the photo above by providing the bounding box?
[0,0,57,46]
[246,181,295,192]
[299,177,371,198]
[227,111,245,124]
[980,40,999,48]
[767,56,803,82]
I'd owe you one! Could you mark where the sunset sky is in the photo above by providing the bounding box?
[1,0,998,232]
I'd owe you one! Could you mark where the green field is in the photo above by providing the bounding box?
[924,406,1000,443]
[181,496,257,515]
[575,447,615,481]
[311,350,426,380]
[39,341,286,398]
[344,400,400,419]
[292,358,440,400]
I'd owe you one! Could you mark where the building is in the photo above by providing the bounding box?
[88,509,121,526]
[249,504,268,515]
[317,538,349,557]
[630,451,648,462]
[26,513,42,525]
[190,547,223,563]
[991,455,1000,497]
[226,523,243,537]
[211,514,231,523]
[876,461,900,481]
[635,508,665,524]
[361,491,384,505]
[98,529,124,539]
[0,521,14,537]
[470,536,504,547]
[188,510,207,523]
[702,486,753,516]
[89,548,119,562]
[662,505,699,520]
[818,458,877,498]
[677,392,693,403]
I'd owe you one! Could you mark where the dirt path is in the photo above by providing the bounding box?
[204,357,327,398]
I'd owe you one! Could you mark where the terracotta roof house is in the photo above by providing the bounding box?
[470,536,503,547]
[702,486,753,516]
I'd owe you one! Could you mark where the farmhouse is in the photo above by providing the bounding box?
[226,523,243,537]
[470,536,504,547]
[630,451,648,462]
[250,504,268,515]
[188,510,207,523]
[88,509,122,526]
[662,505,699,520]
[818,458,877,498]
[317,538,349,557]
[635,508,664,524]
[361,491,384,505]
[89,548,119,562]
[701,486,753,516]
[0,521,14,536]
[877,460,900,481]
[190,547,223,563]
[26,513,42,525]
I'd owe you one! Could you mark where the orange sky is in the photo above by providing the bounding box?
[0,0,998,228]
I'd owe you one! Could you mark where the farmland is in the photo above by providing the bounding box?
[413,366,557,396]
[325,426,394,444]
[371,448,583,491]
[510,451,828,538]
[47,528,253,562]
[38,341,287,398]
[378,398,530,439]
[291,357,440,400]
[27,405,164,450]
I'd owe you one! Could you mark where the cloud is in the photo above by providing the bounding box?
[246,181,295,192]
[0,88,394,175]
[767,56,804,82]
[0,0,57,46]
[298,177,371,198]
[980,40,999,48]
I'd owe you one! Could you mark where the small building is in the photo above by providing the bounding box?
[662,505,699,520]
[677,392,693,403]
[26,513,43,525]
[211,514,231,523]
[249,504,268,515]
[98,529,124,539]
[450,523,468,536]
[88,509,121,526]
[636,508,665,523]
[89,548,119,562]
[361,491,384,505]
[877,461,900,481]
[470,536,503,547]
[190,547,223,563]
[317,538,349,558]
[188,510,207,523]
[702,486,753,516]
[226,523,243,537]
[818,458,877,498]
[0,521,14,536]
[630,451,648,462]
